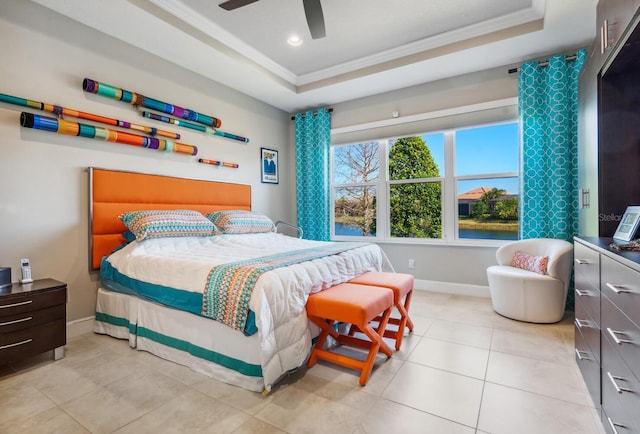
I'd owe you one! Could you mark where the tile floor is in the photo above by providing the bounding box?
[0,290,604,434]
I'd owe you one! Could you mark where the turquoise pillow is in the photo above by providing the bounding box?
[120,210,217,241]
[206,210,274,234]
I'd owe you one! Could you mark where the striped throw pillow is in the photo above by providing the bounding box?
[206,210,275,234]
[120,210,217,241]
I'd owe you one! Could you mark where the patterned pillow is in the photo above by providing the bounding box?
[119,210,217,241]
[206,210,275,234]
[511,251,549,275]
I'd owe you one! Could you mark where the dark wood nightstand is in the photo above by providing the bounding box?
[0,278,67,363]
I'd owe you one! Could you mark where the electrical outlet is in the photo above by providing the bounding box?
[408,258,415,269]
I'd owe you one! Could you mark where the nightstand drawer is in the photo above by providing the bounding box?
[0,287,66,317]
[0,318,66,363]
[0,303,65,333]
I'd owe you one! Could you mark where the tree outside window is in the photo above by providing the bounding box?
[388,136,442,238]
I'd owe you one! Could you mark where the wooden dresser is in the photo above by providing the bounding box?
[0,278,67,363]
[574,237,640,434]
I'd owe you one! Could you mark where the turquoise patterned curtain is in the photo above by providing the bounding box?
[295,108,331,241]
[519,49,586,241]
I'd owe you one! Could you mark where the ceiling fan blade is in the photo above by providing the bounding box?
[219,0,259,11]
[303,0,326,39]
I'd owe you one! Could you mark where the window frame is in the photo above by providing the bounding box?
[331,118,519,246]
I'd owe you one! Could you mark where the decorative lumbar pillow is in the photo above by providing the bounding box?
[511,251,549,275]
[206,210,275,234]
[119,210,217,241]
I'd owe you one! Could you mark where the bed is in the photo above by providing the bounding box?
[89,168,389,392]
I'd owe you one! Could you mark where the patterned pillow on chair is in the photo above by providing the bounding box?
[511,251,549,275]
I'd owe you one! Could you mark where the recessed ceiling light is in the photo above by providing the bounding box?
[287,35,303,46]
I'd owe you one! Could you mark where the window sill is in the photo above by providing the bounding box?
[332,235,512,248]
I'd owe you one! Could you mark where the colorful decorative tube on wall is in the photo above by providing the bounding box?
[20,112,197,155]
[198,158,239,168]
[142,111,249,143]
[0,92,180,140]
[83,78,222,128]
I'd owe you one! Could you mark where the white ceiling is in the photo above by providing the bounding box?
[31,0,597,113]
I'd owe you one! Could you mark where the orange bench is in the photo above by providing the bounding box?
[306,283,394,386]
[348,271,414,350]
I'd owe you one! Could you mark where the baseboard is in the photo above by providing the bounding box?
[67,316,95,339]
[414,279,490,298]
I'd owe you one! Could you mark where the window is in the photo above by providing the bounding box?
[331,121,519,243]
[455,123,519,241]
[332,142,379,237]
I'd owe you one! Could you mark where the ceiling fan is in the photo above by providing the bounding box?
[218,0,326,39]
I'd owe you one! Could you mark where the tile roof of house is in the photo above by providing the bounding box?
[458,187,491,200]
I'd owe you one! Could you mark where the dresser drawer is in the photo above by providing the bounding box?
[602,407,638,434]
[575,323,601,409]
[0,318,66,363]
[601,331,640,434]
[575,241,601,291]
[0,287,66,317]
[601,255,640,329]
[0,303,65,333]
[575,295,601,363]
[602,295,640,382]
[575,283,600,328]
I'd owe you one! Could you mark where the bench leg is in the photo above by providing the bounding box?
[403,290,414,331]
[358,307,392,385]
[308,317,339,368]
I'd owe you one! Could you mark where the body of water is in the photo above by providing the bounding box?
[335,222,517,240]
[335,222,374,237]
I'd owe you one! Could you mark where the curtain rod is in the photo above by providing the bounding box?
[290,108,333,120]
[508,55,578,74]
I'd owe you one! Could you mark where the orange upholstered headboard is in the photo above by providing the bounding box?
[89,167,252,270]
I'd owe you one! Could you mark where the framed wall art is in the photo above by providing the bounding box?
[261,147,278,184]
[613,206,640,242]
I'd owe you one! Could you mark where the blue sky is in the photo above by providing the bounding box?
[422,122,519,194]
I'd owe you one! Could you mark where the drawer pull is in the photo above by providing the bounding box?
[575,318,590,329]
[0,316,32,327]
[607,328,633,345]
[0,300,33,309]
[607,416,625,434]
[607,371,634,393]
[575,348,590,360]
[575,289,589,297]
[605,283,631,294]
[0,338,32,350]
[574,259,589,265]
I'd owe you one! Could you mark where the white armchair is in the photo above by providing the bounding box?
[486,238,574,323]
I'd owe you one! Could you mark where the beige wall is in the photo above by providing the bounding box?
[0,1,291,322]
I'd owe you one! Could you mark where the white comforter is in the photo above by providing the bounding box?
[105,232,389,390]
